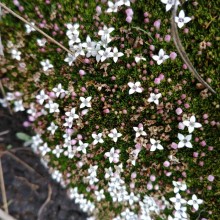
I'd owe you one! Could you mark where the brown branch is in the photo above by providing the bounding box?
[37,184,52,220]
[0,151,42,177]
[0,2,83,63]
[0,158,8,214]
[171,0,216,94]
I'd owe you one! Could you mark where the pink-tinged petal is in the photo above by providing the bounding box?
[186,134,192,141]
[185,142,192,148]
[159,49,164,57]
[184,17,191,23]
[178,133,184,140]
[157,144,163,150]
[190,115,196,123]
[108,133,113,138]
[193,203,199,211]
[157,59,163,65]
[150,138,156,144]
[166,4,172,12]
[178,22,184,28]
[194,122,202,128]
[135,82,141,87]
[188,126,194,133]
[152,55,159,61]
[183,120,190,126]
[128,82,134,88]
[179,10,185,19]
[150,145,156,151]
[136,87,142,93]
[154,99,159,105]
[170,197,176,203]
[113,57,118,63]
[105,152,110,157]
[178,142,185,148]
[197,199,203,204]
[129,89,135,95]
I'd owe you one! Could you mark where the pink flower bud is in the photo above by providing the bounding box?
[126,16,133,23]
[130,182,135,188]
[154,78,161,84]
[164,34,171,42]
[159,73,164,80]
[175,107,183,115]
[150,175,156,181]
[207,175,214,182]
[79,69,86,76]
[125,8,134,17]
[153,19,161,30]
[178,122,185,130]
[147,182,153,190]
[170,52,177,60]
[163,161,170,167]
[96,6,102,15]
[193,152,199,158]
[149,45,155,51]
[200,141,206,147]
[131,172,137,179]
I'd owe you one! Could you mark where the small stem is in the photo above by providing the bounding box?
[0,2,83,63]
[0,158,8,214]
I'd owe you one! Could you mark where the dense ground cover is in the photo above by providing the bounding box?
[0,0,220,219]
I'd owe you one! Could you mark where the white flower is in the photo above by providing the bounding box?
[128,82,142,94]
[133,126,147,138]
[147,93,162,105]
[108,128,122,142]
[77,140,89,154]
[183,115,202,133]
[92,133,104,145]
[37,38,47,47]
[39,143,51,156]
[14,100,25,112]
[112,47,124,63]
[25,22,35,34]
[98,47,112,62]
[52,83,66,98]
[64,53,77,66]
[117,0,131,7]
[68,33,81,45]
[36,90,49,105]
[66,23,80,36]
[105,167,114,179]
[40,59,53,71]
[177,133,192,148]
[174,206,188,219]
[106,1,119,13]
[152,49,169,65]
[51,170,62,182]
[161,0,180,12]
[150,138,163,151]
[80,96,92,108]
[71,43,85,56]
[105,147,119,163]
[11,49,21,60]
[88,165,98,177]
[187,194,203,211]
[44,100,60,113]
[82,35,96,57]
[127,192,140,205]
[0,98,8,107]
[172,181,187,194]
[47,122,58,135]
[65,108,79,120]
[175,10,191,28]
[169,193,187,210]
[63,117,73,128]
[94,189,105,201]
[134,55,146,63]
[98,25,114,37]
[86,175,99,185]
[52,145,64,158]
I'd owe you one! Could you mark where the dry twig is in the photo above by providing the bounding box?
[0,2,83,63]
[37,184,52,220]
[171,0,216,94]
[0,158,8,214]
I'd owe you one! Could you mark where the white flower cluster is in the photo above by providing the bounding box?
[68,187,95,213]
[64,23,123,65]
[106,0,131,13]
[0,91,25,112]
[169,181,203,219]
[85,165,99,186]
